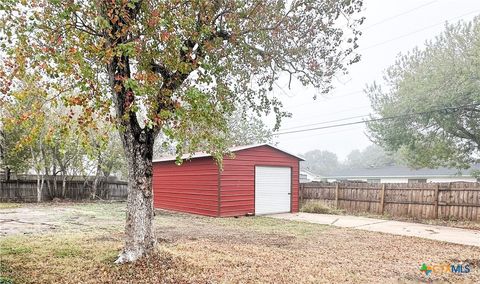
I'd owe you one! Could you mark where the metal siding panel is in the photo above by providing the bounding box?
[153,157,219,217]
[155,203,218,216]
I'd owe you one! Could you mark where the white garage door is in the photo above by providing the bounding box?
[255,166,291,215]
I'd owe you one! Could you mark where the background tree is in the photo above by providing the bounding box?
[49,123,83,198]
[225,111,273,146]
[154,109,273,159]
[86,129,127,198]
[1,0,364,263]
[367,17,480,169]
[0,119,31,180]
[0,76,127,201]
[1,80,48,185]
[301,150,340,175]
[344,145,397,169]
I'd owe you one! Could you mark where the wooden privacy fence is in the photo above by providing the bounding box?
[0,179,128,202]
[300,182,480,221]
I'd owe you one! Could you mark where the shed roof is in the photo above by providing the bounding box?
[152,143,305,163]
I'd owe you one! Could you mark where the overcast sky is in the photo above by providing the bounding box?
[270,0,480,160]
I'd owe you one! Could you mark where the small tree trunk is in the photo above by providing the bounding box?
[52,164,58,196]
[92,154,103,199]
[31,146,43,203]
[92,175,99,199]
[36,174,41,202]
[44,170,51,198]
[115,134,155,264]
[37,175,44,203]
[37,172,45,203]
[41,146,52,198]
[61,173,67,198]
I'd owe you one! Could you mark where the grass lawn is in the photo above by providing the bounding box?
[0,203,479,283]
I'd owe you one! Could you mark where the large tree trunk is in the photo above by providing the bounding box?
[105,2,157,263]
[115,130,156,264]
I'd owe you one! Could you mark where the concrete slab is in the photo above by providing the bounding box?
[269,213,480,247]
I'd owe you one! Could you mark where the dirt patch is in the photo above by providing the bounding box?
[0,207,60,236]
[0,202,125,236]
[169,230,480,283]
[156,223,297,248]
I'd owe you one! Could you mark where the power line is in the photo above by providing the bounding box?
[279,114,368,131]
[279,6,478,114]
[274,103,480,136]
[274,4,470,111]
[360,9,480,51]
[277,126,361,142]
[277,2,444,108]
[275,117,368,135]
[284,104,371,124]
[363,0,440,30]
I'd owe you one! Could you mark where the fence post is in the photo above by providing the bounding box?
[380,183,386,215]
[434,184,439,219]
[335,183,339,208]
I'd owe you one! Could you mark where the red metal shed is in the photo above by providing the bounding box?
[152,144,304,217]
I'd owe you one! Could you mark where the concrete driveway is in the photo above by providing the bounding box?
[269,213,480,247]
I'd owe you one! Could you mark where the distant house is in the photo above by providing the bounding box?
[321,164,480,183]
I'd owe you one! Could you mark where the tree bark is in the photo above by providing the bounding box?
[114,130,155,264]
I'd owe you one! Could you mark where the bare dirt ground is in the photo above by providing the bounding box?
[0,202,124,236]
[0,202,479,283]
